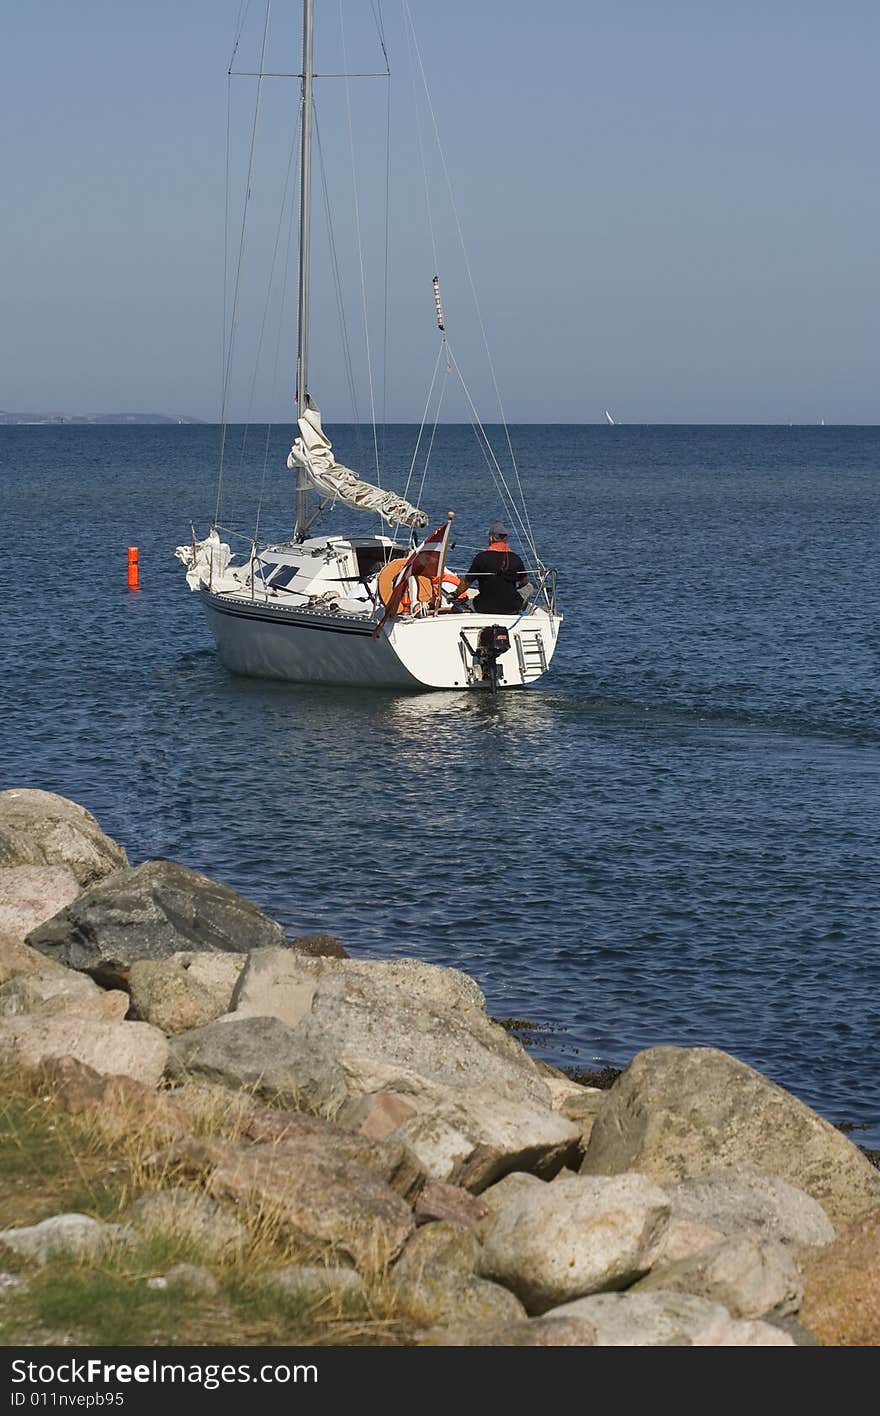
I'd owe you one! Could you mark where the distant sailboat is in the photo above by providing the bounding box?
[605,410,616,425]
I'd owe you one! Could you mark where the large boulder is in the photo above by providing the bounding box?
[293,965,550,1108]
[163,1134,414,1271]
[799,1209,880,1346]
[229,952,487,1030]
[0,790,127,887]
[544,1291,795,1345]
[0,1014,169,1086]
[478,1173,671,1314]
[26,859,287,988]
[579,1046,880,1231]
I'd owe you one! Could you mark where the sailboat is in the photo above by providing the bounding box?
[604,410,615,425]
[174,0,561,692]
[176,0,563,691]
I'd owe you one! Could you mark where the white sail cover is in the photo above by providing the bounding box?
[287,405,428,530]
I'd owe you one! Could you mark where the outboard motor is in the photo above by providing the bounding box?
[475,624,511,691]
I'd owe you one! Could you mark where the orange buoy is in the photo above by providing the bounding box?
[127,546,140,590]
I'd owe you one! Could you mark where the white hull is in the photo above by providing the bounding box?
[202,590,561,690]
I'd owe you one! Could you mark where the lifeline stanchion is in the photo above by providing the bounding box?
[127,546,140,590]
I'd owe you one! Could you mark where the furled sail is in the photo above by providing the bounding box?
[287,404,428,530]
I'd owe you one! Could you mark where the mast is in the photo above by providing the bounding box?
[294,0,315,540]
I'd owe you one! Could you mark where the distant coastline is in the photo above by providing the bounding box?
[0,412,202,426]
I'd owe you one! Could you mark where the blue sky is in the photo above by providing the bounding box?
[2,1,878,423]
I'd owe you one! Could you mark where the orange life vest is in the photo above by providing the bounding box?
[377,558,463,614]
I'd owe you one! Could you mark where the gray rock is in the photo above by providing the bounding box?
[296,967,549,1108]
[418,1315,598,1346]
[147,1264,220,1296]
[546,1291,796,1345]
[666,1169,836,1249]
[166,1015,347,1114]
[27,859,287,988]
[261,1265,365,1303]
[0,1214,133,1265]
[632,1233,803,1319]
[0,790,128,888]
[580,1046,880,1231]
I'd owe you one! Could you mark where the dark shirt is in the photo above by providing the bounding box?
[465,547,526,613]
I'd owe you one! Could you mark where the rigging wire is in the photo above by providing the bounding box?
[314,112,363,453]
[371,0,393,472]
[401,340,444,508]
[400,0,540,564]
[339,0,382,492]
[255,106,302,546]
[216,0,273,530]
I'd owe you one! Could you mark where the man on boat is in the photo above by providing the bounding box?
[457,523,528,614]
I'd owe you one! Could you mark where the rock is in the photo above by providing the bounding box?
[413,1182,491,1231]
[26,859,287,988]
[122,1189,247,1256]
[474,1171,545,1241]
[148,1264,219,1296]
[0,1214,132,1265]
[393,1266,526,1329]
[632,1233,803,1319]
[164,1134,414,1272]
[390,1224,524,1328]
[294,966,550,1108]
[545,1291,796,1345]
[0,966,129,1021]
[242,1108,426,1200]
[37,1057,188,1142]
[0,790,128,888]
[0,935,67,987]
[290,933,349,959]
[128,953,245,1034]
[0,1014,169,1086]
[665,1169,836,1249]
[478,1173,671,1314]
[0,866,81,940]
[393,1222,482,1279]
[166,1015,347,1115]
[229,953,487,1032]
[799,1208,880,1346]
[580,1046,880,1230]
[261,1265,365,1303]
[418,1315,598,1346]
[336,1091,420,1142]
[390,1088,582,1192]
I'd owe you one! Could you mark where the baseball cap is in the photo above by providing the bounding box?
[488,522,508,539]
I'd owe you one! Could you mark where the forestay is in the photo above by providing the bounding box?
[287,403,428,530]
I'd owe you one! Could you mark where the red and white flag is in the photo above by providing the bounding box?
[372,521,451,637]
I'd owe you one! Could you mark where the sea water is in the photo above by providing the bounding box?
[2,423,878,1148]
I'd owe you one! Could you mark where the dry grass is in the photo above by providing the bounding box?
[0,1064,423,1347]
